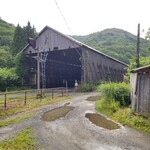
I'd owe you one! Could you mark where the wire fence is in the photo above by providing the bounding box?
[0,87,68,110]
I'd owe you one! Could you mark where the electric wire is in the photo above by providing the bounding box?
[54,0,73,35]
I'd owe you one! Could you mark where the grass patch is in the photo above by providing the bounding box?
[0,127,39,150]
[0,98,4,103]
[7,86,34,92]
[96,98,120,115]
[112,108,150,133]
[96,98,150,134]
[0,96,25,103]
[97,82,130,106]
[0,113,33,127]
[0,95,72,119]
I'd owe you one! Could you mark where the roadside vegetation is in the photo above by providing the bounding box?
[0,127,39,150]
[0,113,33,127]
[96,82,150,134]
[78,83,96,92]
[0,95,72,119]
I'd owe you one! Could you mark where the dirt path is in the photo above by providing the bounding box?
[0,92,150,150]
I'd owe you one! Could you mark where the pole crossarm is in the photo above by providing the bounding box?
[32,51,48,89]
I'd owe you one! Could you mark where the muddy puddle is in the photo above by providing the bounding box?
[85,113,120,130]
[42,106,74,122]
[86,96,100,101]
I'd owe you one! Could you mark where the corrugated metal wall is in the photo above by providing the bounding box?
[130,72,150,115]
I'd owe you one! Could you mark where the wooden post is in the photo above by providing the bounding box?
[4,93,7,110]
[24,91,27,105]
[62,88,64,97]
[65,80,68,95]
[52,89,54,99]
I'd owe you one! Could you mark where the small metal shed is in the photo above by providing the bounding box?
[130,65,150,115]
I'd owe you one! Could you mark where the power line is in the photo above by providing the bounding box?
[54,0,73,35]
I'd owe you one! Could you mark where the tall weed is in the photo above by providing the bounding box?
[78,83,95,92]
[97,82,130,106]
[96,98,120,115]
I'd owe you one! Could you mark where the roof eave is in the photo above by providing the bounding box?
[131,65,150,73]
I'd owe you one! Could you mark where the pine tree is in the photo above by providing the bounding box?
[23,21,36,45]
[11,24,24,55]
[11,22,36,55]
[11,22,37,81]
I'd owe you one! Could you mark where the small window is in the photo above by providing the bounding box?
[29,50,32,54]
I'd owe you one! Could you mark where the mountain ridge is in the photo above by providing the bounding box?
[0,18,149,64]
[72,28,150,63]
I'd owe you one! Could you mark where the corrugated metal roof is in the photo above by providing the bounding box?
[131,65,150,73]
[21,25,127,66]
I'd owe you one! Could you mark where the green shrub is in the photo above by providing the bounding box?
[97,82,130,106]
[78,83,95,92]
[96,98,120,115]
[0,68,19,91]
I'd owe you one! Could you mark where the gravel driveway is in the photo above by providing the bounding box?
[0,92,150,150]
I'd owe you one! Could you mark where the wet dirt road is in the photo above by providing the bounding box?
[0,92,150,150]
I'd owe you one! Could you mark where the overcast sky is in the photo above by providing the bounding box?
[0,0,150,36]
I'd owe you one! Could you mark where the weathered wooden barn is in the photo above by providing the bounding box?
[22,26,127,88]
[130,65,150,115]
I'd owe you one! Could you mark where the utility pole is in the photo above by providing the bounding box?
[34,50,48,91]
[136,23,140,68]
[27,37,40,91]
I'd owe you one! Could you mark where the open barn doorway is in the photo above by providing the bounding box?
[45,48,82,88]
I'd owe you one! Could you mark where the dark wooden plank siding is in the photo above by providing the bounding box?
[36,28,80,52]
[81,47,126,83]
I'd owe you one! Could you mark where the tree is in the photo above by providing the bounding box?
[11,22,36,55]
[23,21,36,46]
[11,24,24,55]
[0,68,19,91]
[124,56,150,82]
[145,27,150,40]
[14,53,29,77]
[0,46,14,68]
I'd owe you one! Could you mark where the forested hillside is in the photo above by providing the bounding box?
[0,18,36,91]
[0,18,15,46]
[0,18,15,68]
[73,28,150,63]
